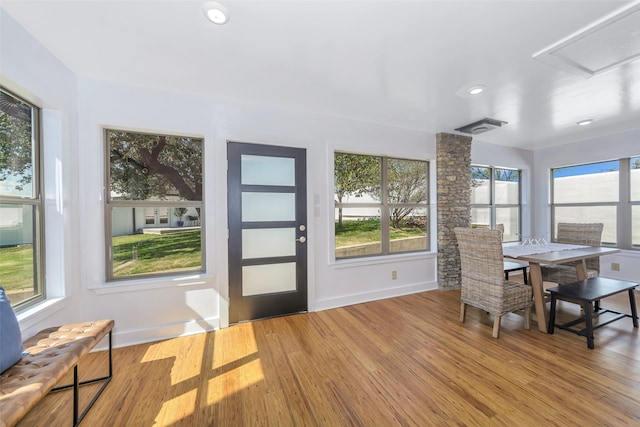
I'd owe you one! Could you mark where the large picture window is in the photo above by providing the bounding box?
[551,158,638,248]
[334,152,429,259]
[105,129,204,280]
[470,166,521,242]
[0,87,44,309]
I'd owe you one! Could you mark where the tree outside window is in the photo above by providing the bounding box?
[334,152,429,259]
[106,129,204,280]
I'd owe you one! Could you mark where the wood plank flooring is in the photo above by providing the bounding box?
[17,288,640,426]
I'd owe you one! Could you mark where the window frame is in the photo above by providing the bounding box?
[551,157,637,249]
[470,165,522,242]
[0,86,45,310]
[334,152,430,260]
[104,128,206,282]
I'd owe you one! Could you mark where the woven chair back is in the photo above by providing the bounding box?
[555,222,604,272]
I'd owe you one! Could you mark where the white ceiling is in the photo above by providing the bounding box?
[2,0,639,150]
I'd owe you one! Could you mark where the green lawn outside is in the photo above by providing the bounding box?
[112,229,202,276]
[335,219,425,247]
[0,230,204,287]
[0,244,34,292]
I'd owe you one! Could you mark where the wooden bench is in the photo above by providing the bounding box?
[547,278,638,349]
[0,319,114,427]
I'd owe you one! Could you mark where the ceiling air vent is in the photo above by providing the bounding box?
[532,1,640,77]
[454,118,507,135]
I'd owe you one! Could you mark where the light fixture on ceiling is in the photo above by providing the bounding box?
[203,1,229,25]
[467,85,486,95]
[577,119,594,126]
[456,83,487,98]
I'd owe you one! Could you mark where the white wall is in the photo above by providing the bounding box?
[2,11,438,346]
[532,130,640,281]
[1,10,81,338]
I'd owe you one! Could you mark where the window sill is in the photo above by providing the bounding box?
[332,251,436,269]
[89,273,213,295]
[17,296,68,330]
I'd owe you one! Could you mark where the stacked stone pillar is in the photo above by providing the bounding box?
[436,132,472,289]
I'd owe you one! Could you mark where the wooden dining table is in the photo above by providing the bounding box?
[503,244,620,332]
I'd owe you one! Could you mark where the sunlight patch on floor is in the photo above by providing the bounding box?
[206,357,265,405]
[141,333,208,384]
[154,388,197,426]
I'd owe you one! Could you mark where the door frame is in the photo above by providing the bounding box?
[225,140,312,325]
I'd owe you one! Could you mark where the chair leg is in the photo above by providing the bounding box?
[492,315,502,338]
[524,306,531,330]
[460,302,467,323]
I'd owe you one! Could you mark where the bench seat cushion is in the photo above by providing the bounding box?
[0,319,114,427]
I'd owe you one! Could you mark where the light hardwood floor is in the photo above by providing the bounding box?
[17,288,640,426]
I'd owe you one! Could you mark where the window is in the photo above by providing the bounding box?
[0,87,44,309]
[551,158,638,249]
[334,152,429,259]
[470,166,521,242]
[631,157,640,247]
[105,129,204,280]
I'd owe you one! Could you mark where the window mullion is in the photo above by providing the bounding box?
[490,167,496,229]
[619,158,631,248]
[380,157,390,254]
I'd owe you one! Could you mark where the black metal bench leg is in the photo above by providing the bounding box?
[73,365,79,426]
[50,331,113,426]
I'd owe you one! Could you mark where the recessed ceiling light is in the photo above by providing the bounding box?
[577,119,594,126]
[468,85,486,95]
[203,2,229,25]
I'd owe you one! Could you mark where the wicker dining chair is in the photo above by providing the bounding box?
[541,223,604,284]
[454,227,533,338]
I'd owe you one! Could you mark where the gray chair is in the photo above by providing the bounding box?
[454,227,532,338]
[541,223,604,284]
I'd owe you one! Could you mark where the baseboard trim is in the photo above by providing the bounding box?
[314,281,437,312]
[95,316,220,350]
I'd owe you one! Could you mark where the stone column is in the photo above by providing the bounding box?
[436,132,472,289]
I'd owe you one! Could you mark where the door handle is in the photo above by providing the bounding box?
[296,236,307,243]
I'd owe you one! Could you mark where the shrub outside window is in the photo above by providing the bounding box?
[334,152,429,259]
[470,166,521,242]
[551,158,639,249]
[0,87,44,309]
[105,129,204,280]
